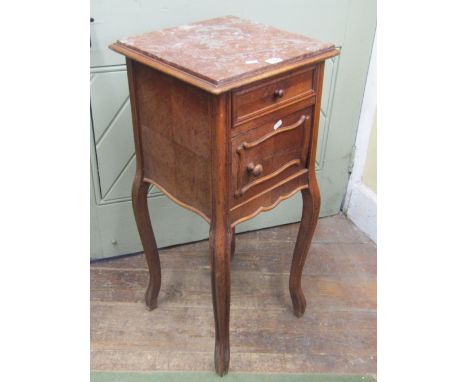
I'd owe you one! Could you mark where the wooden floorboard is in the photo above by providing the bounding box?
[91,214,376,374]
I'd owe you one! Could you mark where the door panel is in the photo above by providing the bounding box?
[90,71,129,141]
[91,0,376,258]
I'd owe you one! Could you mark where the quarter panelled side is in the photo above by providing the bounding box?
[133,62,213,221]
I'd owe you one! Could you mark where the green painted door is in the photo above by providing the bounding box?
[90,0,376,259]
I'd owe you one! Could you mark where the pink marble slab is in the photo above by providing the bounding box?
[116,16,335,86]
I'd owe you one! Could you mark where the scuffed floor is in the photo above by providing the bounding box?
[91,214,376,375]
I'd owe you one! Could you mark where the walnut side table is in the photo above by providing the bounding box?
[110,16,339,376]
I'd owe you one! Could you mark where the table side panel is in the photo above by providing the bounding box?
[133,62,213,220]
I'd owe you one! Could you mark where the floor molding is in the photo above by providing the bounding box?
[345,183,376,243]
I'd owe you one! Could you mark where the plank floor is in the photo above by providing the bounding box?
[91,214,376,375]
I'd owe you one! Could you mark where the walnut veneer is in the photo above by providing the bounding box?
[110,15,339,376]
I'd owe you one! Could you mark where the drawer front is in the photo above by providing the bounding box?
[232,66,316,126]
[232,106,313,204]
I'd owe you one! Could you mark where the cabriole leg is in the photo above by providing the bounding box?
[132,175,161,311]
[289,182,321,317]
[231,227,236,258]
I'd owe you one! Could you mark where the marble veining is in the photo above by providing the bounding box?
[117,16,335,86]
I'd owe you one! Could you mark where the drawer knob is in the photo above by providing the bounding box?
[247,162,263,177]
[273,89,284,99]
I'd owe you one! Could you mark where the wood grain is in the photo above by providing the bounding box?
[91,304,375,355]
[91,242,376,276]
[134,61,213,220]
[90,268,376,311]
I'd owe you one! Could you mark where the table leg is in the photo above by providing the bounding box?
[231,227,236,258]
[209,223,231,376]
[132,175,161,311]
[289,182,321,317]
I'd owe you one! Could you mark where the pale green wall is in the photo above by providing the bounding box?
[363,111,377,193]
[91,0,377,258]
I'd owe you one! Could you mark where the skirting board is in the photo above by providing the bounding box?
[345,182,376,242]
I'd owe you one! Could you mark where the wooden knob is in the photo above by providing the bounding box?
[273,89,284,98]
[247,163,263,176]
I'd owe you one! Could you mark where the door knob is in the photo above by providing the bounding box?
[247,163,263,177]
[273,89,284,99]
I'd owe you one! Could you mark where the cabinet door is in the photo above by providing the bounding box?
[90,0,376,259]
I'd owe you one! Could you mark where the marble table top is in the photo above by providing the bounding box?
[115,16,335,87]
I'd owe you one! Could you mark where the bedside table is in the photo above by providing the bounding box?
[110,15,339,376]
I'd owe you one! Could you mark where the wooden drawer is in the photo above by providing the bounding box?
[232,66,316,126]
[231,105,314,204]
